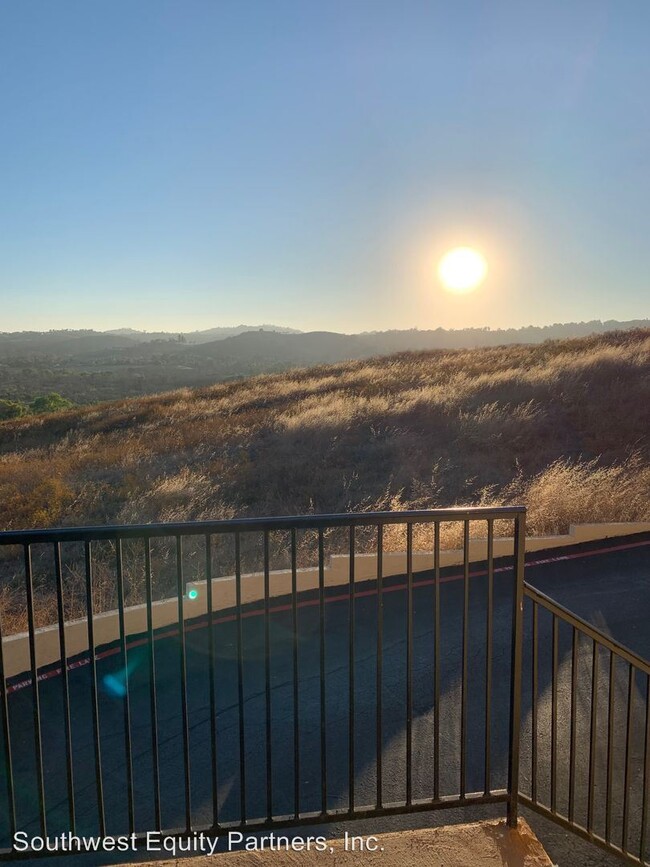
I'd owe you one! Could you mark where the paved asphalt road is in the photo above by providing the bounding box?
[1,532,648,866]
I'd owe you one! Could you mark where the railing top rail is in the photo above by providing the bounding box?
[524,581,650,675]
[0,505,525,546]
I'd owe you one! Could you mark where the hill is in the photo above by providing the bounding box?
[0,319,646,407]
[104,323,302,342]
[0,329,647,537]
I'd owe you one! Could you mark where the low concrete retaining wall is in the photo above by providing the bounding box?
[3,521,648,680]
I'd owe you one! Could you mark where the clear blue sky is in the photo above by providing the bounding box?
[1,0,648,333]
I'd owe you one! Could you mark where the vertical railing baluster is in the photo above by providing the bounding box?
[175,535,191,832]
[376,523,383,809]
[0,566,16,840]
[115,538,134,833]
[235,532,246,823]
[460,519,470,798]
[531,602,538,804]
[349,524,356,813]
[507,511,525,827]
[640,673,649,864]
[551,613,558,814]
[622,663,634,855]
[205,534,218,829]
[587,640,599,834]
[406,522,413,805]
[605,650,615,842]
[54,542,75,834]
[291,529,300,820]
[484,519,494,796]
[85,540,105,836]
[24,544,46,836]
[568,627,578,823]
[318,528,327,816]
[433,520,441,801]
[263,530,272,821]
[144,538,161,831]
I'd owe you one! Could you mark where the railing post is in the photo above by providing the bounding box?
[507,510,526,827]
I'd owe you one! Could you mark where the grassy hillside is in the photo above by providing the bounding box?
[0,328,647,632]
[0,320,646,406]
[1,329,648,536]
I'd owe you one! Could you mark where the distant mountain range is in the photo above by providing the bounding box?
[0,323,301,356]
[0,318,646,358]
[104,324,302,343]
[0,319,646,405]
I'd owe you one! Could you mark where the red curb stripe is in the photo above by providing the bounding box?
[6,536,649,695]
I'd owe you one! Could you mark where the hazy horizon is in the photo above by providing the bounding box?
[1,316,648,338]
[2,2,649,332]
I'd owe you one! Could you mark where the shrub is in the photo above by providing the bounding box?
[29,392,75,414]
[0,399,27,421]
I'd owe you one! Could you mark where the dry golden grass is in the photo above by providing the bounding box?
[0,328,647,532]
[0,329,648,632]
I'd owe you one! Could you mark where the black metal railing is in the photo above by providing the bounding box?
[0,507,525,858]
[520,584,650,865]
[0,507,647,864]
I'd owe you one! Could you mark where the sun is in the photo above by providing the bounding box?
[438,247,487,293]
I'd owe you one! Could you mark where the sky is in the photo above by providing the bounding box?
[1,0,649,333]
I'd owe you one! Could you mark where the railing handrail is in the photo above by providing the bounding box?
[524,581,650,674]
[0,506,525,545]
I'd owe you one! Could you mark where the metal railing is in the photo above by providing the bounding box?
[0,507,525,858]
[0,507,647,864]
[520,584,650,865]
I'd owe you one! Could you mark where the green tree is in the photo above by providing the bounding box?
[0,399,27,420]
[29,393,75,414]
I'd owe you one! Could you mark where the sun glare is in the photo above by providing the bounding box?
[438,247,487,293]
